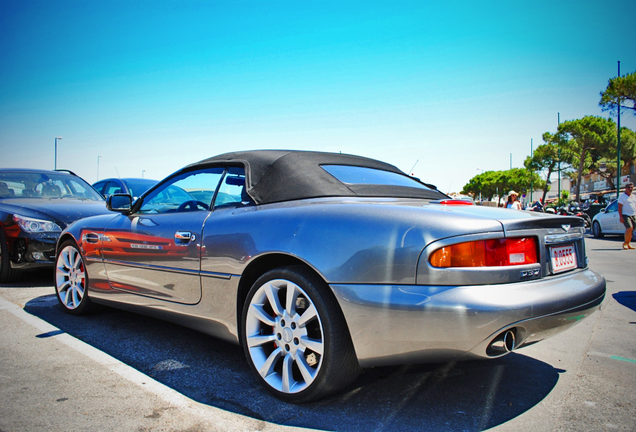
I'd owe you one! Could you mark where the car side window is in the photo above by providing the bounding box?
[214,167,252,208]
[93,181,106,195]
[139,168,224,214]
[606,201,617,213]
[104,181,123,196]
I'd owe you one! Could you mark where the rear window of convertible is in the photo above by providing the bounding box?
[321,165,434,190]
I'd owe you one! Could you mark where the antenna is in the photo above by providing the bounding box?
[409,160,419,175]
[115,166,120,178]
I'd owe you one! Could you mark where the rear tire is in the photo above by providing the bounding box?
[592,221,604,239]
[0,228,19,283]
[241,265,359,402]
[55,240,94,315]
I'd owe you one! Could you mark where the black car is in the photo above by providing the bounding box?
[0,169,111,282]
[93,178,157,200]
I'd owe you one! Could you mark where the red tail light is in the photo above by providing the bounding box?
[430,237,538,268]
[436,199,474,205]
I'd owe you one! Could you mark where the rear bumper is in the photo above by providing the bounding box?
[330,268,606,368]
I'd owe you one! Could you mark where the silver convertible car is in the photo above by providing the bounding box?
[54,150,606,402]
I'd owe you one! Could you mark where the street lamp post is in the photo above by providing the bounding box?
[54,137,62,170]
[476,168,483,202]
[97,155,102,181]
[529,138,533,207]
[558,113,561,203]
[617,61,622,200]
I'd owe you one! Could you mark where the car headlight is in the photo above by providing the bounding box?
[13,214,63,233]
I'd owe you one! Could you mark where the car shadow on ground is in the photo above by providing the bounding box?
[613,291,636,314]
[23,295,561,432]
[587,235,633,252]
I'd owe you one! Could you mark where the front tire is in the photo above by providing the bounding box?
[55,240,93,315]
[241,266,359,402]
[592,221,604,239]
[0,228,19,283]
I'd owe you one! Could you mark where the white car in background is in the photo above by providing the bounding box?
[591,200,625,238]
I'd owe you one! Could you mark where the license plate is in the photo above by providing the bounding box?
[550,245,577,273]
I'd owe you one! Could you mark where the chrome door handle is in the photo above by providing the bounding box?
[175,231,196,244]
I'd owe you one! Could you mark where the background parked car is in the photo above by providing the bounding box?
[93,178,157,200]
[0,168,111,282]
[592,199,625,238]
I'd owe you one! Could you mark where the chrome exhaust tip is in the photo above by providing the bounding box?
[488,329,516,354]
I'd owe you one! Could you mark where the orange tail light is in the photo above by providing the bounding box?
[430,237,538,268]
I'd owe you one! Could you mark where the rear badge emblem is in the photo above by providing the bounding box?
[562,224,570,232]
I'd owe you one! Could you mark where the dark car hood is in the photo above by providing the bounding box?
[0,198,114,228]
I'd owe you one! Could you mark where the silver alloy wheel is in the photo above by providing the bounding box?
[55,245,86,310]
[245,278,325,395]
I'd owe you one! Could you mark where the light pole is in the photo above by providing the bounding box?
[97,155,102,181]
[616,61,622,200]
[558,113,561,202]
[529,138,533,206]
[54,137,62,170]
[476,168,483,202]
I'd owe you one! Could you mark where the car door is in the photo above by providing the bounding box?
[600,201,620,233]
[199,167,255,275]
[102,167,224,304]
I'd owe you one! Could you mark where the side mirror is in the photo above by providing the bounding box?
[600,208,606,214]
[107,194,133,214]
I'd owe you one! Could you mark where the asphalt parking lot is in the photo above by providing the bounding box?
[1,235,635,432]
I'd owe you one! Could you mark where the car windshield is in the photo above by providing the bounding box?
[122,179,156,197]
[321,165,434,190]
[0,171,103,201]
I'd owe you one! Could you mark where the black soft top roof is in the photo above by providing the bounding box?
[189,150,447,204]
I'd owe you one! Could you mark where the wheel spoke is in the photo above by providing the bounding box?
[297,304,317,327]
[58,280,71,293]
[285,283,299,316]
[72,287,81,307]
[281,354,294,393]
[295,354,316,384]
[63,288,72,307]
[62,250,72,269]
[264,283,284,317]
[73,251,81,270]
[249,304,276,326]
[247,333,276,348]
[301,336,324,355]
[258,346,282,379]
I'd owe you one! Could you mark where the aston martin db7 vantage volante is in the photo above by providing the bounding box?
[54,151,606,402]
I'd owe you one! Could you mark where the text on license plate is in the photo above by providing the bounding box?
[550,244,577,273]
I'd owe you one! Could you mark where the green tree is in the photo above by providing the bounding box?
[590,127,636,189]
[600,71,636,116]
[557,116,616,202]
[524,132,570,204]
[462,171,499,201]
[462,169,544,205]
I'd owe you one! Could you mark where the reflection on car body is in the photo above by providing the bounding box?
[54,151,606,402]
[93,178,157,200]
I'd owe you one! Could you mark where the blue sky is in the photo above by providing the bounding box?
[1,1,635,193]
